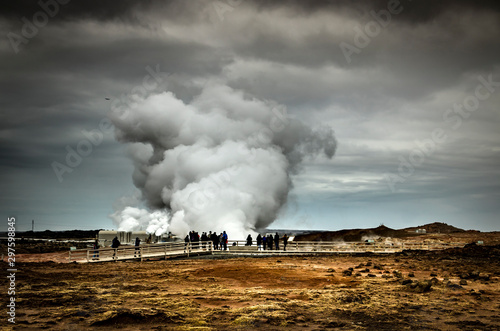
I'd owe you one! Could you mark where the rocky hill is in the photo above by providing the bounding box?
[293,225,411,242]
[403,222,466,234]
[294,223,466,242]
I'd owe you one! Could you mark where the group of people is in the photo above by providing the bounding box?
[93,231,290,260]
[185,230,229,251]
[184,231,290,251]
[93,236,140,260]
[250,233,289,251]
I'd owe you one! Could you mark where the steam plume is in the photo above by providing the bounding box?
[110,84,336,238]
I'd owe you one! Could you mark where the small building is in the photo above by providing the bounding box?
[415,228,427,234]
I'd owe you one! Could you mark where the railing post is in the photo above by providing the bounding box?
[86,249,89,263]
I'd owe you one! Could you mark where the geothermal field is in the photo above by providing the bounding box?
[3,1,500,330]
[1,227,499,330]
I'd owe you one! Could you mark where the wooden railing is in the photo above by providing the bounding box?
[223,240,466,253]
[69,240,466,262]
[69,241,213,263]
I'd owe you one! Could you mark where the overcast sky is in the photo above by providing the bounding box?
[2,0,499,232]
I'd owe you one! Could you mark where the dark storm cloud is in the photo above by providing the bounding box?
[3,0,500,26]
[1,0,143,22]
[252,0,500,22]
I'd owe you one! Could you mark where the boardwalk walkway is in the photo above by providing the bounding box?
[69,240,467,263]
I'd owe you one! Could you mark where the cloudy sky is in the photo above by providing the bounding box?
[2,0,499,233]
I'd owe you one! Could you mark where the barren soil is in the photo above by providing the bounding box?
[1,243,500,330]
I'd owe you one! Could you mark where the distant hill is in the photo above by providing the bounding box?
[294,222,466,242]
[403,222,465,234]
[0,229,100,240]
[293,225,409,242]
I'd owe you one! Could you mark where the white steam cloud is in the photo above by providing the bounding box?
[109,83,336,239]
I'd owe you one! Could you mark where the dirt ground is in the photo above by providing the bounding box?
[1,243,499,330]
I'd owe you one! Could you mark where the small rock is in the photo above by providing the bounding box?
[459,279,467,286]
[402,279,412,285]
[446,282,463,290]
[414,280,432,293]
[327,268,335,273]
[408,272,415,278]
[469,271,480,279]
[479,274,490,281]
[342,270,352,276]
[430,272,437,277]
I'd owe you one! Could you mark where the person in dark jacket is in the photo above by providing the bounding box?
[111,236,120,259]
[184,234,190,252]
[211,232,219,250]
[282,234,288,251]
[246,234,252,246]
[222,231,228,251]
[267,234,273,250]
[134,237,141,257]
[93,238,100,260]
[201,232,208,249]
[274,233,280,250]
[262,235,267,250]
[256,234,262,250]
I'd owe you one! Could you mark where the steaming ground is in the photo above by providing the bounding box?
[109,83,336,238]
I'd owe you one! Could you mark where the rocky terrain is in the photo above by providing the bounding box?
[293,223,498,244]
[1,241,499,330]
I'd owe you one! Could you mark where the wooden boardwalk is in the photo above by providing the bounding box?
[69,240,467,263]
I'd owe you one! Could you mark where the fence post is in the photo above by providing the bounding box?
[86,249,89,263]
